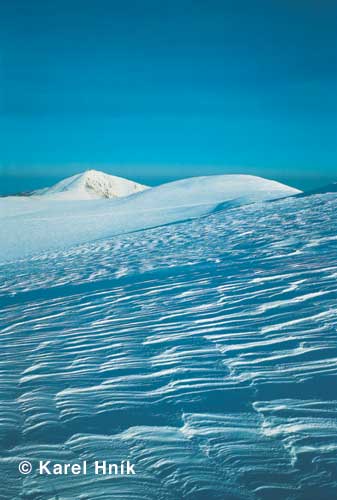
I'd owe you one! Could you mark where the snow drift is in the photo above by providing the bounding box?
[1,188,336,500]
[0,173,300,261]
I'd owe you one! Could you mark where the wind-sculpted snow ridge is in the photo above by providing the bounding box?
[32,169,149,200]
[0,192,336,499]
[0,174,299,262]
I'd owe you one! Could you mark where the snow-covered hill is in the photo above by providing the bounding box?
[0,174,301,261]
[114,174,300,210]
[33,169,149,200]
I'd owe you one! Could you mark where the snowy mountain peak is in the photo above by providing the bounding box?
[33,169,149,200]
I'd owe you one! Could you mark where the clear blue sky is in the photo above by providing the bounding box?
[0,0,336,190]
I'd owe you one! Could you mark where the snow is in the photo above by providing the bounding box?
[113,173,300,209]
[1,188,337,500]
[0,173,300,262]
[33,169,149,200]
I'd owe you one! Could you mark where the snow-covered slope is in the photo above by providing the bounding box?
[1,191,336,500]
[0,174,300,261]
[33,169,149,200]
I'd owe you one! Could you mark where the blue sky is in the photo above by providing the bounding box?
[0,0,336,189]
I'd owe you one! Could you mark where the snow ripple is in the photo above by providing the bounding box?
[0,193,336,499]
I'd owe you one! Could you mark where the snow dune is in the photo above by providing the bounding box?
[0,172,300,261]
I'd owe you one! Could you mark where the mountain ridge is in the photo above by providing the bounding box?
[296,181,337,197]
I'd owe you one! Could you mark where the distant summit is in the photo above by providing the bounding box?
[297,182,337,197]
[33,169,149,200]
